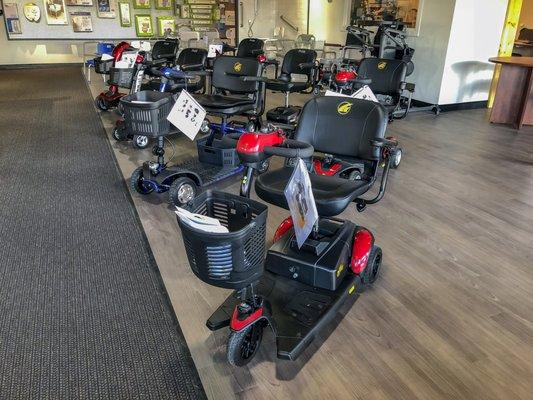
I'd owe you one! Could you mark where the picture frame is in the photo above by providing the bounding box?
[71,11,93,31]
[118,1,131,26]
[4,3,22,33]
[180,4,189,18]
[132,0,150,9]
[65,0,93,6]
[157,15,175,36]
[44,0,68,25]
[134,14,153,37]
[97,0,116,18]
[155,0,171,10]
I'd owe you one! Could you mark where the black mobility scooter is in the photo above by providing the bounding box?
[177,96,399,366]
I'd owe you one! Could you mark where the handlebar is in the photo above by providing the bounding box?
[264,139,314,159]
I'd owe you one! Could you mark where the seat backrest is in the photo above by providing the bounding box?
[280,48,317,80]
[357,58,407,96]
[236,38,265,58]
[151,39,179,62]
[177,48,207,69]
[296,34,316,49]
[294,96,387,161]
[211,56,262,94]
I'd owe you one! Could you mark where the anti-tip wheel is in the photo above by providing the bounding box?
[133,135,150,149]
[227,323,264,367]
[168,177,198,207]
[130,166,153,195]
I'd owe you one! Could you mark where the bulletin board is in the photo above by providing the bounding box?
[1,0,184,40]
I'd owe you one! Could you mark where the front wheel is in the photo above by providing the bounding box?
[133,135,150,149]
[168,177,198,206]
[112,124,128,142]
[361,246,382,287]
[391,148,402,169]
[227,323,264,367]
[130,166,153,195]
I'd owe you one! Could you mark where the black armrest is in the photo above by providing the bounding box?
[186,70,212,77]
[370,138,398,149]
[241,76,268,82]
[251,49,264,56]
[180,63,205,71]
[298,62,316,69]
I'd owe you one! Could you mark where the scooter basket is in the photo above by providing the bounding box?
[109,67,135,89]
[177,190,268,289]
[94,57,114,74]
[197,137,240,167]
[120,91,173,137]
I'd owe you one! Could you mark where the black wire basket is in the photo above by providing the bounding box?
[177,190,268,289]
[109,67,136,89]
[120,91,174,138]
[94,57,114,74]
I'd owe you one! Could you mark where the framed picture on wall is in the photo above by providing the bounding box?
[118,1,131,26]
[157,16,174,36]
[134,14,153,37]
[4,3,22,33]
[155,0,171,10]
[44,0,68,25]
[179,4,189,18]
[66,0,93,6]
[97,0,116,18]
[71,11,93,31]
[132,0,150,9]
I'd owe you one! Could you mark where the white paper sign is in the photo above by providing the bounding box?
[166,90,207,140]
[325,85,379,103]
[284,159,318,249]
[208,44,224,58]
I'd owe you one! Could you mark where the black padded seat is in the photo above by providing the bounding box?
[265,80,310,93]
[194,94,255,113]
[265,48,316,93]
[256,168,370,217]
[141,80,204,93]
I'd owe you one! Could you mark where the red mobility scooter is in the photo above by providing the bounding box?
[176,96,399,366]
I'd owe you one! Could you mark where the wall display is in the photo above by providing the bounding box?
[156,15,174,36]
[154,0,171,10]
[186,0,215,4]
[118,1,130,26]
[70,10,92,31]
[23,3,41,21]
[4,3,22,33]
[132,0,149,9]
[97,0,116,18]
[349,0,420,30]
[179,4,188,18]
[65,0,92,5]
[44,0,67,25]
[134,13,152,36]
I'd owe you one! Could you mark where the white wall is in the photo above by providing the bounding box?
[438,0,507,105]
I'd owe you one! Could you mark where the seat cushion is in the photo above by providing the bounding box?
[141,79,203,94]
[266,79,310,93]
[194,94,255,109]
[255,167,370,217]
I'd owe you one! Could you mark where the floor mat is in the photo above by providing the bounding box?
[0,67,206,400]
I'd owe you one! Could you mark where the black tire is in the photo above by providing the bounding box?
[361,246,382,286]
[433,106,441,116]
[95,96,109,111]
[112,124,128,142]
[391,148,402,169]
[227,323,264,367]
[257,159,270,174]
[133,135,150,149]
[244,120,257,133]
[130,166,153,195]
[168,177,198,206]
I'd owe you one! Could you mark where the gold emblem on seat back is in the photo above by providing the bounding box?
[378,61,387,70]
[337,101,353,115]
[234,62,242,72]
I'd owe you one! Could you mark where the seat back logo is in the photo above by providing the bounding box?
[234,62,242,72]
[378,61,387,70]
[337,101,353,115]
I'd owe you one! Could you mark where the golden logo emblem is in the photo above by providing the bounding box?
[234,62,242,72]
[378,61,387,70]
[337,101,353,115]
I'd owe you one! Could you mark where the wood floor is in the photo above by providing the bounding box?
[87,74,533,400]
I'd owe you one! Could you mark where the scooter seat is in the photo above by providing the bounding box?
[266,79,310,93]
[141,79,204,94]
[255,167,370,217]
[194,94,256,112]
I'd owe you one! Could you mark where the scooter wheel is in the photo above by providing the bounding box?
[133,135,150,149]
[391,148,402,169]
[227,323,264,367]
[95,96,109,111]
[130,166,153,195]
[361,246,382,286]
[168,177,198,206]
[112,125,128,142]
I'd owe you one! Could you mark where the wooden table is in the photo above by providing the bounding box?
[489,57,533,129]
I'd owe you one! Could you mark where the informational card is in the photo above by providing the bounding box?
[207,44,224,58]
[166,90,207,140]
[325,85,379,103]
[284,159,318,249]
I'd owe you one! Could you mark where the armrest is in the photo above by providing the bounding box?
[180,63,205,71]
[186,70,212,77]
[251,49,264,56]
[370,137,398,149]
[241,76,268,82]
[298,62,316,69]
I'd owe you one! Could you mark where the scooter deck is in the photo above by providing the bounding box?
[206,271,361,361]
[173,158,244,187]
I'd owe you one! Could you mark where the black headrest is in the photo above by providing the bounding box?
[281,48,317,76]
[236,38,265,58]
[211,56,262,94]
[357,58,407,96]
[151,40,179,61]
[177,48,207,69]
[295,96,387,161]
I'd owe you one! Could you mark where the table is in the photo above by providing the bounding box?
[489,56,533,129]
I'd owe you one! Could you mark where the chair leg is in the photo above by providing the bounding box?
[284,92,290,108]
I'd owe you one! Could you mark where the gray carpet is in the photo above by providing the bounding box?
[0,67,206,400]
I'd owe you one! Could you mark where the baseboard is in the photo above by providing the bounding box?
[0,63,83,70]
[411,100,488,112]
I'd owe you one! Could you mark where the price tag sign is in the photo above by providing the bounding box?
[167,90,207,140]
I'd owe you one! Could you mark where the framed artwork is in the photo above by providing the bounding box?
[134,14,153,37]
[155,0,171,10]
[44,0,68,25]
[66,0,93,5]
[132,0,149,9]
[157,16,174,36]
[23,3,41,22]
[118,2,131,26]
[97,0,116,18]
[71,11,93,31]
[4,3,22,33]
[180,4,189,18]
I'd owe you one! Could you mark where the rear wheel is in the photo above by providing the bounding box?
[227,323,264,367]
[112,124,128,142]
[133,135,150,149]
[130,166,153,195]
[168,177,198,206]
[95,96,109,111]
[361,246,382,286]
[391,148,402,169]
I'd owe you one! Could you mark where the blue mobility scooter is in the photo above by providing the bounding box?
[127,56,267,206]
[176,96,399,366]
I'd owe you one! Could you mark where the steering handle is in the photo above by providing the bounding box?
[264,139,314,159]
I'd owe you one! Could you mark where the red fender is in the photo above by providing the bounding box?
[313,159,342,176]
[273,216,294,243]
[230,306,263,331]
[350,228,374,274]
